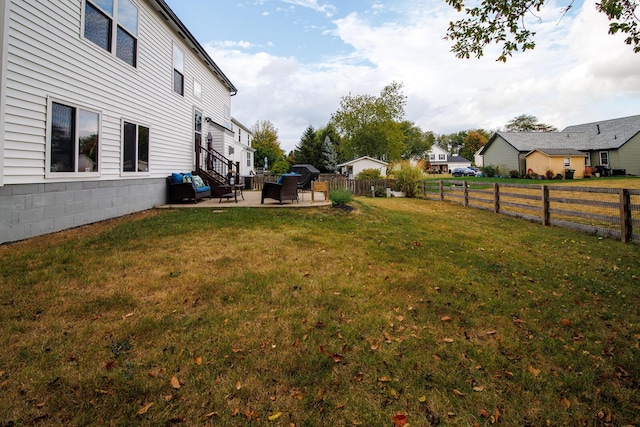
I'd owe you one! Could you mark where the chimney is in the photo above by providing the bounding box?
[597,124,600,134]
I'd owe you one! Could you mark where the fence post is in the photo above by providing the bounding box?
[620,189,632,243]
[463,181,469,206]
[439,180,444,201]
[542,185,550,226]
[493,183,500,213]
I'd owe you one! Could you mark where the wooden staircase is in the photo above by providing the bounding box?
[195,145,240,199]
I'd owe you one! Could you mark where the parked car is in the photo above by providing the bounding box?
[451,167,476,177]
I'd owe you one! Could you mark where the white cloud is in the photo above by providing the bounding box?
[282,0,336,17]
[209,0,640,153]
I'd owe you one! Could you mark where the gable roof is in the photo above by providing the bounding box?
[562,114,640,149]
[481,114,640,155]
[337,156,388,167]
[152,0,237,94]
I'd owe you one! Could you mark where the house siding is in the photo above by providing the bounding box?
[1,0,236,243]
[617,134,640,175]
[483,136,520,174]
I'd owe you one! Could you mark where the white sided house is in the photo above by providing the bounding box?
[0,0,239,244]
[337,156,388,179]
[230,117,255,177]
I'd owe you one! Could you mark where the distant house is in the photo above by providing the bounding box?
[231,118,255,176]
[337,156,388,179]
[480,115,640,176]
[0,0,238,243]
[525,149,587,178]
[427,146,471,173]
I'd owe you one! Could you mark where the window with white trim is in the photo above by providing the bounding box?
[84,0,138,67]
[122,121,149,172]
[564,157,570,167]
[599,151,609,165]
[49,101,100,174]
[228,146,234,156]
[173,45,185,96]
[193,80,202,100]
[246,151,251,167]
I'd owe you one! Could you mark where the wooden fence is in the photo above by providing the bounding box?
[254,174,639,243]
[421,180,640,244]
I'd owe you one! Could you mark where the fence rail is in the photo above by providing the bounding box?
[253,173,638,243]
[422,180,639,244]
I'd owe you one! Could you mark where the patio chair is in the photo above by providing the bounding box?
[261,174,300,204]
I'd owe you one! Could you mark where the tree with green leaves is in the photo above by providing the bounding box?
[251,120,284,170]
[505,114,557,132]
[401,121,435,160]
[331,82,407,162]
[459,130,489,162]
[436,131,468,155]
[445,0,640,62]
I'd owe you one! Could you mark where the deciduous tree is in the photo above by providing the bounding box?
[445,0,640,61]
[505,114,557,132]
[331,82,407,161]
[251,120,284,170]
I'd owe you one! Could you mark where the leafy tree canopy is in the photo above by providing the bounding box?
[504,114,557,132]
[401,121,435,160]
[331,82,407,162]
[445,0,640,61]
[251,120,284,170]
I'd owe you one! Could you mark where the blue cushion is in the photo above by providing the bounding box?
[277,172,301,184]
[171,173,183,184]
[195,185,210,193]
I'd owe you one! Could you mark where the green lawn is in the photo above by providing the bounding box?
[0,198,638,426]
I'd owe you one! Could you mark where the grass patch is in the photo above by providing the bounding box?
[0,199,639,426]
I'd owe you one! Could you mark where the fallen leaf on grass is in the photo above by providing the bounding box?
[528,366,541,377]
[204,412,219,418]
[441,316,451,322]
[268,411,283,421]
[194,356,202,365]
[170,376,181,389]
[378,376,392,382]
[560,318,571,326]
[236,380,242,390]
[137,402,153,415]
[443,338,454,343]
[122,312,134,320]
[479,408,490,418]
[560,397,571,409]
[453,389,465,396]
[473,386,485,392]
[391,413,408,427]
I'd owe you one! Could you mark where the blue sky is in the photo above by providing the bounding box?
[165,0,640,153]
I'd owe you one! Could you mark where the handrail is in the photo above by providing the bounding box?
[196,145,238,184]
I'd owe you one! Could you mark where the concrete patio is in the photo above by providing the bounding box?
[159,189,332,209]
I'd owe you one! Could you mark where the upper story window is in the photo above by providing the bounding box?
[429,154,435,161]
[238,128,241,142]
[173,45,185,96]
[438,154,446,160]
[49,100,100,174]
[84,0,138,67]
[193,80,202,100]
